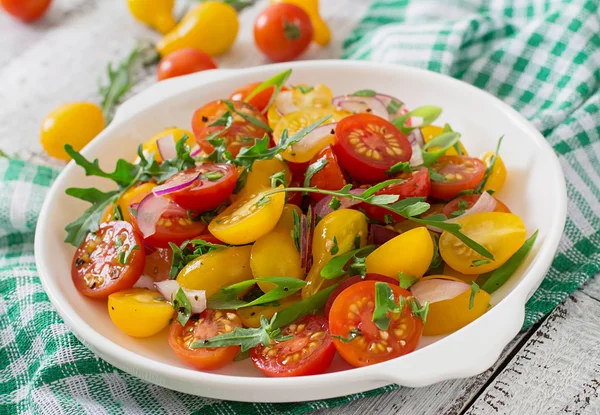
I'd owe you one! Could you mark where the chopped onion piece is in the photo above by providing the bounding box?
[275,90,298,115]
[288,123,337,160]
[426,192,498,233]
[408,128,425,148]
[156,134,176,160]
[152,171,199,196]
[133,274,156,290]
[410,278,470,304]
[154,280,207,314]
[332,95,389,120]
[312,189,366,218]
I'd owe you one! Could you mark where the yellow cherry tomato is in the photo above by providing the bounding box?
[177,246,253,297]
[102,182,156,223]
[366,227,433,279]
[251,205,305,292]
[234,158,291,201]
[421,125,468,156]
[443,263,477,282]
[40,102,105,161]
[208,187,286,245]
[270,0,330,46]
[237,294,301,328]
[157,2,239,57]
[108,288,174,337]
[414,275,490,336]
[135,127,196,164]
[268,84,334,129]
[127,0,176,34]
[439,212,527,275]
[481,151,507,193]
[302,209,368,298]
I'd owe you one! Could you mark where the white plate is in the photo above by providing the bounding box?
[35,60,567,402]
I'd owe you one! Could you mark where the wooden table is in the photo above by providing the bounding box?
[2,1,599,413]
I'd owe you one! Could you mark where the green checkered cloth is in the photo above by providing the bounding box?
[2,0,600,412]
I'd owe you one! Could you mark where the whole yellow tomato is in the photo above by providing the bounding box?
[102,182,156,223]
[40,102,105,161]
[135,127,196,163]
[108,288,174,337]
[480,151,507,193]
[127,0,176,34]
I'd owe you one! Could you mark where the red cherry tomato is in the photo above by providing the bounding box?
[1,0,51,22]
[329,280,423,367]
[166,164,237,212]
[287,160,310,178]
[192,100,270,157]
[157,48,217,81]
[441,193,511,218]
[253,3,314,62]
[251,315,335,377]
[168,310,242,370]
[333,114,412,183]
[429,156,486,200]
[286,176,304,207]
[230,82,288,113]
[324,274,399,318]
[71,221,145,299]
[308,145,347,201]
[359,167,431,222]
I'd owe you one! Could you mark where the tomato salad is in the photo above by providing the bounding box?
[64,69,537,376]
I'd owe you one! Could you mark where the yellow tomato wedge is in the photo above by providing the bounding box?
[135,127,196,163]
[410,275,490,336]
[208,187,286,245]
[439,212,527,275]
[443,263,478,282]
[234,158,291,201]
[251,205,305,292]
[102,182,156,223]
[291,84,333,109]
[422,125,468,156]
[366,227,433,279]
[237,294,301,328]
[481,151,507,193]
[177,246,253,297]
[108,288,174,338]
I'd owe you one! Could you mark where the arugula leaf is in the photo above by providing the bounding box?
[384,161,412,175]
[172,288,192,326]
[118,244,139,265]
[192,315,274,352]
[290,209,301,253]
[350,89,377,97]
[233,350,251,361]
[64,188,120,246]
[329,196,341,210]
[207,277,306,310]
[449,200,469,218]
[387,99,403,115]
[169,239,229,278]
[427,167,446,182]
[469,281,480,310]
[332,329,362,343]
[391,106,443,135]
[245,69,292,113]
[112,205,124,221]
[330,236,339,255]
[65,145,140,187]
[271,284,338,330]
[475,136,504,193]
[408,297,429,324]
[320,245,377,279]
[398,272,418,289]
[208,111,234,127]
[428,234,443,272]
[384,214,394,225]
[270,170,287,188]
[293,85,314,94]
[223,100,272,132]
[421,132,462,166]
[303,158,328,190]
[372,282,404,330]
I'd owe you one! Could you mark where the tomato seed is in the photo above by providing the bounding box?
[379,331,389,340]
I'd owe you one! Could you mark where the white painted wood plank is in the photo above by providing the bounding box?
[581,274,600,302]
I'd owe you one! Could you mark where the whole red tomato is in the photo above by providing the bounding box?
[157,48,217,81]
[1,0,52,22]
[254,3,313,62]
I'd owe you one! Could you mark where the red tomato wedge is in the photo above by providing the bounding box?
[442,193,511,218]
[429,156,486,200]
[333,114,412,183]
[166,164,237,212]
[251,315,335,377]
[230,82,287,113]
[192,100,270,157]
[359,167,431,222]
[169,310,242,370]
[71,221,145,299]
[308,145,347,201]
[329,280,423,367]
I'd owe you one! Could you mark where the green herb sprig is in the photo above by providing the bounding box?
[169,239,230,278]
[245,69,292,113]
[320,245,377,280]
[372,282,404,330]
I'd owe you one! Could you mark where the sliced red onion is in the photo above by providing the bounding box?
[410,278,470,304]
[136,193,174,238]
[190,144,202,157]
[408,128,425,148]
[426,192,498,233]
[152,171,199,196]
[154,280,207,314]
[156,134,176,160]
[370,224,400,245]
[288,123,336,161]
[275,90,298,115]
[300,213,308,269]
[332,96,389,120]
[373,93,406,117]
[312,189,366,218]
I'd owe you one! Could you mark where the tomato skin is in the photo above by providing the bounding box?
[108,288,174,337]
[324,274,399,319]
[442,194,510,218]
[192,100,269,157]
[230,82,287,113]
[167,164,237,212]
[429,156,486,200]
[359,167,431,222]
[254,3,314,62]
[157,48,217,81]
[333,114,412,183]
[71,221,145,299]
[308,146,347,201]
[1,0,52,22]
[329,281,423,367]
[251,315,335,377]
[168,310,242,370]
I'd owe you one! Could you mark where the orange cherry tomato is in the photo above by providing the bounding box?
[191,100,270,157]
[333,114,412,183]
[442,193,511,218]
[71,221,145,299]
[254,3,313,62]
[230,82,288,113]
[329,280,423,367]
[1,0,51,22]
[429,156,486,200]
[168,310,242,370]
[307,145,347,201]
[157,48,217,81]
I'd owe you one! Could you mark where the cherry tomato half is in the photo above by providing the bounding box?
[359,167,431,222]
[441,193,511,218]
[192,100,270,157]
[157,48,217,81]
[251,315,335,377]
[308,145,347,201]
[333,114,412,183]
[1,0,51,22]
[71,221,145,299]
[324,274,399,319]
[253,3,314,63]
[166,164,237,212]
[168,310,242,370]
[429,156,486,200]
[230,82,287,113]
[329,280,423,367]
